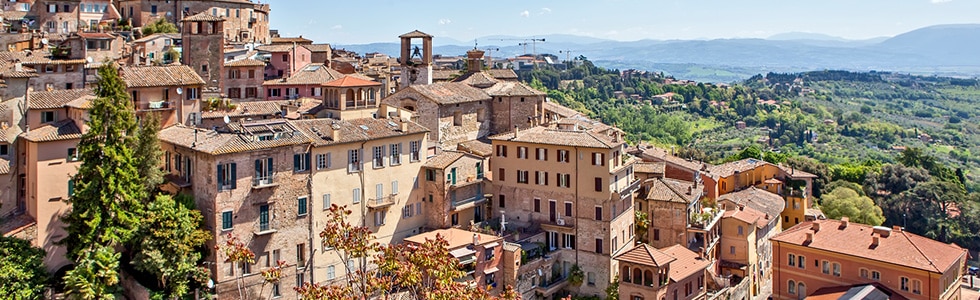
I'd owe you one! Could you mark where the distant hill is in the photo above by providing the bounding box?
[335,24,980,82]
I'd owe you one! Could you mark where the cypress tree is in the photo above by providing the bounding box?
[134,112,164,194]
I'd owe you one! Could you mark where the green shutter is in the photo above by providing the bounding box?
[67,179,74,196]
[230,163,237,189]
[217,164,225,190]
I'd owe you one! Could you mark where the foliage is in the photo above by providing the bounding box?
[142,18,178,36]
[568,264,585,286]
[605,276,620,300]
[64,246,121,300]
[783,156,831,198]
[299,204,520,300]
[634,210,649,243]
[216,234,255,300]
[0,236,49,299]
[135,113,165,194]
[202,98,238,111]
[131,194,211,299]
[818,187,884,225]
[61,62,143,297]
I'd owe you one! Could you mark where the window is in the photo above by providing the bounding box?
[587,272,596,286]
[316,153,329,170]
[498,168,505,181]
[484,247,495,261]
[495,145,507,157]
[295,244,307,268]
[217,163,237,190]
[911,279,921,294]
[737,226,744,236]
[272,282,280,297]
[871,271,880,281]
[788,254,796,266]
[374,210,386,226]
[48,4,56,12]
[592,152,605,166]
[448,168,457,185]
[859,268,869,279]
[452,111,462,126]
[409,141,421,162]
[476,162,484,179]
[254,158,274,186]
[594,177,602,192]
[729,246,736,254]
[221,211,233,230]
[348,149,362,172]
[788,280,796,294]
[562,233,576,249]
[228,88,241,98]
[653,229,660,241]
[822,260,830,274]
[67,148,78,161]
[0,144,8,156]
[391,181,399,195]
[372,146,384,168]
[798,256,805,269]
[322,194,331,210]
[595,238,603,254]
[534,198,540,213]
[595,206,603,221]
[293,153,311,172]
[41,111,56,123]
[327,265,336,280]
[297,196,308,216]
[900,277,909,291]
[425,169,436,181]
[557,173,571,188]
[451,213,458,226]
[558,150,569,163]
[259,204,270,231]
[389,144,401,165]
[832,263,840,277]
[536,148,547,161]
[499,195,505,208]
[201,64,208,72]
[268,88,281,97]
[187,88,200,100]
[517,147,527,159]
[517,170,528,184]
[565,202,572,217]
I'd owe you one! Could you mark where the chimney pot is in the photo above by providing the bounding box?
[805,233,813,243]
[513,125,519,139]
[840,217,849,229]
[892,225,902,233]
[811,222,821,232]
[473,233,480,246]
[400,120,409,132]
[871,236,880,247]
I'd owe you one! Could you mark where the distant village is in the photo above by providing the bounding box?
[0,1,971,300]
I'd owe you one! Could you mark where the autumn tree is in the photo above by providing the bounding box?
[0,235,49,299]
[130,194,211,299]
[61,62,144,298]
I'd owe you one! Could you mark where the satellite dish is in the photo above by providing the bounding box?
[207,279,214,289]
[40,38,48,45]
[86,57,93,63]
[176,87,183,95]
[223,115,231,124]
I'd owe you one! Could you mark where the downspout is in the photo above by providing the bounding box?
[305,143,315,286]
[574,146,579,264]
[356,140,368,293]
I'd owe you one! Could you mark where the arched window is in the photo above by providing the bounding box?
[797,282,806,300]
[643,270,653,286]
[788,280,796,294]
[368,88,376,101]
[633,267,642,284]
[859,268,869,279]
[622,266,632,283]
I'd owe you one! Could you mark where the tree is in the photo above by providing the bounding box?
[134,113,165,194]
[63,246,121,300]
[784,156,830,198]
[818,187,884,225]
[604,276,620,300]
[216,234,256,300]
[61,62,144,297]
[141,18,178,36]
[0,236,49,299]
[130,194,211,299]
[634,210,649,244]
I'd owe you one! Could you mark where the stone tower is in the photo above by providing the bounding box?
[181,13,225,96]
[399,30,433,89]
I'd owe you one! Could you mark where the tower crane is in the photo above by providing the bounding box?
[499,38,546,56]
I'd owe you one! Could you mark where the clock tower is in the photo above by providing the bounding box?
[399,30,433,88]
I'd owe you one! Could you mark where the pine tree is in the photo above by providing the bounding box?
[61,63,144,298]
[134,112,164,194]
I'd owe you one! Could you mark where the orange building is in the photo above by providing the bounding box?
[770,219,967,300]
[614,243,711,300]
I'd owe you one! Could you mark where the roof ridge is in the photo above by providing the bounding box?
[901,230,940,272]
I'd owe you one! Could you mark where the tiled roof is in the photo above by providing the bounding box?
[453,71,499,88]
[489,124,624,149]
[402,82,491,105]
[77,32,115,39]
[290,118,428,147]
[399,30,433,39]
[182,13,224,22]
[272,37,312,44]
[0,157,9,175]
[323,76,379,87]
[423,151,465,169]
[484,81,547,97]
[200,101,286,119]
[432,69,461,81]
[302,44,332,53]
[645,177,700,204]
[225,58,266,67]
[638,145,707,173]
[457,139,493,157]
[723,206,770,229]
[28,89,93,110]
[770,219,967,273]
[65,96,96,110]
[404,228,500,250]
[263,64,344,86]
[255,44,296,53]
[486,69,518,80]
[544,101,584,118]
[159,121,309,155]
[120,65,205,87]
[777,164,818,178]
[707,158,767,178]
[660,245,711,282]
[21,119,82,142]
[132,33,180,43]
[613,244,675,267]
[717,187,785,219]
[633,162,665,174]
[19,57,88,66]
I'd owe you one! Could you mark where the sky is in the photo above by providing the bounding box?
[261,0,980,44]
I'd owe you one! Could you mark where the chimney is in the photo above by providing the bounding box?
[892,225,902,233]
[330,123,341,141]
[513,125,519,139]
[399,119,409,132]
[739,205,744,211]
[871,236,880,247]
[804,233,813,243]
[811,222,820,232]
[473,233,480,246]
[687,186,692,195]
[466,48,485,73]
[840,217,849,229]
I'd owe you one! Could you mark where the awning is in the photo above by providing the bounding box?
[482,242,499,249]
[450,248,476,258]
[483,266,499,274]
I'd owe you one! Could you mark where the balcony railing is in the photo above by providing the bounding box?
[139,101,175,111]
[367,195,395,209]
[614,178,642,200]
[536,275,569,295]
[451,194,487,210]
[252,176,277,189]
[689,207,723,230]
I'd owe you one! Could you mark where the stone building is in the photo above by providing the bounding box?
[614,244,711,300]
[180,13,224,95]
[130,33,180,66]
[304,44,332,65]
[119,65,204,127]
[118,0,271,43]
[719,205,779,299]
[257,43,312,80]
[317,75,382,120]
[223,58,265,101]
[420,151,488,229]
[488,116,639,297]
[18,55,87,91]
[262,63,343,101]
[636,177,721,266]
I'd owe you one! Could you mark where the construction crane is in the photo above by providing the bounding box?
[484,47,500,69]
[499,38,546,56]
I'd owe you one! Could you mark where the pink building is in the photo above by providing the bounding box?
[262,63,343,100]
[257,43,311,80]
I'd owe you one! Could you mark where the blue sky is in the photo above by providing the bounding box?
[263,0,980,44]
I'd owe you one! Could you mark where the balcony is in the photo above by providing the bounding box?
[614,178,642,200]
[541,217,575,230]
[689,207,723,230]
[451,193,487,211]
[139,101,175,112]
[536,275,569,295]
[252,176,277,189]
[367,195,395,210]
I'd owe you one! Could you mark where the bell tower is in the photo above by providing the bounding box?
[399,30,433,88]
[181,13,225,95]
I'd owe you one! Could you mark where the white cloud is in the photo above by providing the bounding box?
[931,0,952,3]
[438,18,452,25]
[520,10,530,17]
[331,25,343,30]
[539,7,552,15]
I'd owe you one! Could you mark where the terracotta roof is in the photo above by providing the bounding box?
[405,228,501,252]
[65,96,96,110]
[453,71,499,88]
[645,177,701,204]
[486,69,518,80]
[708,158,768,178]
[660,245,711,282]
[457,139,493,157]
[0,157,9,175]
[290,118,428,147]
[302,44,332,53]
[19,57,88,66]
[544,101,584,118]
[400,82,491,105]
[717,187,785,219]
[489,124,624,149]
[182,13,224,22]
[255,44,297,53]
[28,89,94,110]
[614,244,675,267]
[770,219,967,273]
[422,151,466,169]
[77,32,115,39]
[272,37,312,44]
[159,121,309,155]
[120,65,205,87]
[21,119,82,142]
[225,58,266,67]
[634,162,665,174]
[723,206,770,229]
[323,76,379,87]
[399,30,433,39]
[432,69,461,81]
[263,64,344,86]
[637,146,708,173]
[133,33,180,43]
[484,81,547,97]
[777,164,818,178]
[201,101,286,119]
